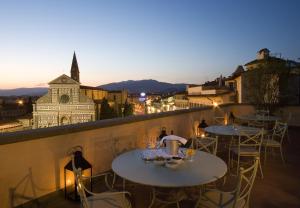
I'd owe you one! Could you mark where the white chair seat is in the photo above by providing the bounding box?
[231,147,259,156]
[262,139,280,147]
[200,191,246,208]
[87,192,131,208]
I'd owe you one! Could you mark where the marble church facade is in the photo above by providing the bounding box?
[32,53,105,128]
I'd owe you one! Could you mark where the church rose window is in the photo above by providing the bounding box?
[60,94,70,104]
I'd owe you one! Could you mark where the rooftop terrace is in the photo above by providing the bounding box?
[1,104,299,208]
[16,127,300,208]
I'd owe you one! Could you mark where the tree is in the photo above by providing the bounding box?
[123,99,133,117]
[100,98,117,119]
[243,60,292,112]
[27,97,33,114]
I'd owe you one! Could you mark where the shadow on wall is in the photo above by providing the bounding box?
[112,134,138,156]
[9,168,53,208]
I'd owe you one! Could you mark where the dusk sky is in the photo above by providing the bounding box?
[0,0,299,89]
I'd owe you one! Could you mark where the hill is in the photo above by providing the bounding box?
[0,79,188,96]
[99,79,187,93]
[0,88,47,96]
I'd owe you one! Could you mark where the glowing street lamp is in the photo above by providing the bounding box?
[17,100,24,106]
[212,102,218,107]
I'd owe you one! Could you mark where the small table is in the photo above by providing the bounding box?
[237,114,280,122]
[112,149,227,188]
[204,125,262,137]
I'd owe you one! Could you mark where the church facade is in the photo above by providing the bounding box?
[32,53,108,128]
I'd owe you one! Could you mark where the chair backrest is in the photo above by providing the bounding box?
[272,121,287,144]
[233,158,259,208]
[72,156,89,208]
[256,109,269,117]
[195,136,218,155]
[238,129,264,153]
[71,156,131,208]
[248,120,265,128]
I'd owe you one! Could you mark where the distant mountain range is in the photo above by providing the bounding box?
[99,79,187,94]
[0,79,188,96]
[0,88,48,97]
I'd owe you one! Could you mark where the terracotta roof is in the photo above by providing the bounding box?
[187,84,201,88]
[187,91,234,97]
[202,79,226,88]
[80,85,107,91]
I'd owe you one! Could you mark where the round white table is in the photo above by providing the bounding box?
[204,125,262,136]
[237,114,280,122]
[112,149,227,188]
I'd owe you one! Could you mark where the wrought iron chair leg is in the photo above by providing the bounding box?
[258,158,264,179]
[148,188,156,208]
[280,146,285,164]
[264,146,268,164]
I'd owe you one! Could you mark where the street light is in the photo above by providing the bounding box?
[17,99,24,106]
[213,102,218,107]
[121,106,125,117]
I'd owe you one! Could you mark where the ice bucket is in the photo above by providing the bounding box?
[166,140,179,155]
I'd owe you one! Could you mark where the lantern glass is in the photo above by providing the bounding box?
[198,119,208,137]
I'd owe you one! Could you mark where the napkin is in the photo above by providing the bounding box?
[141,148,185,159]
[160,135,188,146]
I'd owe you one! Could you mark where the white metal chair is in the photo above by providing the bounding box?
[285,112,292,143]
[229,129,264,178]
[72,156,132,208]
[262,121,287,164]
[148,187,186,208]
[280,112,292,143]
[249,109,270,129]
[196,157,259,208]
[194,136,218,155]
[247,119,265,128]
[256,109,269,117]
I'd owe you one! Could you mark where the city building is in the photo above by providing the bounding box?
[173,91,189,109]
[225,48,300,104]
[32,53,127,128]
[184,76,236,108]
[146,94,176,113]
[107,90,128,116]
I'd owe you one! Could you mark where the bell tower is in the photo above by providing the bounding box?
[70,52,80,82]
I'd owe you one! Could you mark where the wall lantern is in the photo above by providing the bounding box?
[198,119,208,137]
[64,146,92,200]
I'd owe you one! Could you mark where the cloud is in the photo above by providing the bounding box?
[35,83,47,87]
